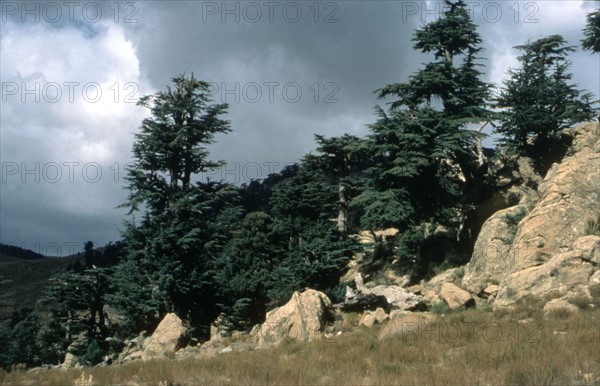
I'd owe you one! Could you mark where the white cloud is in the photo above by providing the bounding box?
[1,20,150,247]
[1,20,151,162]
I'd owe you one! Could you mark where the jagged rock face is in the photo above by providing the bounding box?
[463,123,600,308]
[141,313,189,360]
[257,289,332,347]
[462,205,527,294]
[495,236,600,308]
[504,128,600,276]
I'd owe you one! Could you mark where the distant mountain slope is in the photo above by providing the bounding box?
[0,246,82,320]
[0,244,46,260]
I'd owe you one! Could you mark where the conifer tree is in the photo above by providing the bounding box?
[495,35,596,163]
[359,0,491,231]
[309,134,367,235]
[582,9,600,53]
[114,74,234,337]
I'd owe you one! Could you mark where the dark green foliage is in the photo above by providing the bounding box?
[270,164,337,222]
[361,0,491,228]
[0,310,65,369]
[213,211,280,329]
[215,161,358,329]
[378,0,491,124]
[358,107,468,231]
[40,267,112,342]
[0,322,11,370]
[239,164,299,213]
[34,317,66,366]
[582,9,600,53]
[0,244,45,260]
[114,74,236,339]
[6,312,39,366]
[494,35,597,164]
[70,337,105,367]
[309,134,369,235]
[83,241,123,269]
[271,220,356,298]
[354,0,491,280]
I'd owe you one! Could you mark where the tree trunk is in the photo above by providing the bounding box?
[444,48,453,66]
[337,182,348,236]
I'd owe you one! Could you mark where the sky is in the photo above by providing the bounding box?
[0,0,598,256]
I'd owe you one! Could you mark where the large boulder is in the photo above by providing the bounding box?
[439,282,475,310]
[367,285,422,311]
[359,307,388,328]
[543,298,579,317]
[141,313,189,360]
[257,289,333,347]
[421,267,465,306]
[462,205,527,294]
[339,274,423,311]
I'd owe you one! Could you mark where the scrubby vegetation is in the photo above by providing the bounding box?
[585,213,600,236]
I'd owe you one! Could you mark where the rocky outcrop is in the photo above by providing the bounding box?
[61,337,86,369]
[494,236,599,308]
[463,123,600,308]
[257,289,333,347]
[61,352,79,369]
[460,156,541,246]
[141,313,189,360]
[462,205,527,294]
[341,229,400,283]
[118,331,147,363]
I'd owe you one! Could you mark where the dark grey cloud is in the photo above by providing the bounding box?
[1,0,598,254]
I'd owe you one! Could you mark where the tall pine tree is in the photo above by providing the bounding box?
[359,0,491,231]
[114,74,235,337]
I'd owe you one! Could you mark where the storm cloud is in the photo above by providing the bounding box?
[1,0,598,255]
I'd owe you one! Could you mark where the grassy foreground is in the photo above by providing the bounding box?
[1,302,599,386]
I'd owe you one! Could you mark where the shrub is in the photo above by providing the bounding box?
[431,300,451,315]
[584,213,600,236]
[503,207,527,226]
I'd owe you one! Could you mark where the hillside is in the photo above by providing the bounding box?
[1,122,598,385]
[0,249,82,319]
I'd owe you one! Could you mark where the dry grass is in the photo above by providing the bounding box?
[1,304,599,386]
